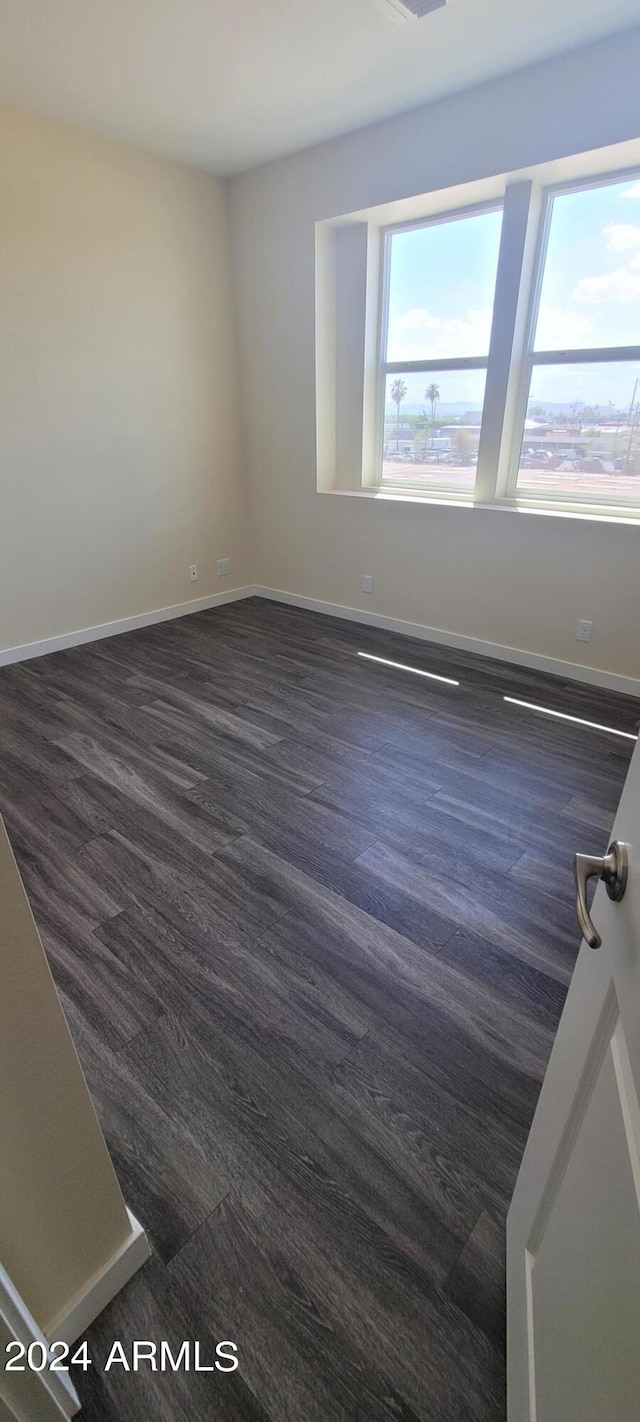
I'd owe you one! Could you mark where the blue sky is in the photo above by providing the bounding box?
[386,177,640,414]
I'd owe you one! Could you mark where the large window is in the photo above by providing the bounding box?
[380,205,503,491]
[374,167,640,513]
[515,176,640,506]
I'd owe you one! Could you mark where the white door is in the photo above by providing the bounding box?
[0,1265,80,1420]
[508,737,640,1422]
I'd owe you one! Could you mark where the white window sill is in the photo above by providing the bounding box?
[322,486,640,526]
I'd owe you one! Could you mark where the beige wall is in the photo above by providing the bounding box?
[0,818,131,1331]
[0,104,250,655]
[229,26,640,687]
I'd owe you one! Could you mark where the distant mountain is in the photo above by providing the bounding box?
[526,401,579,413]
[386,398,629,419]
[526,401,627,417]
[529,401,634,415]
[385,401,482,416]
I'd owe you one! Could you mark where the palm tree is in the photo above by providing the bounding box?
[390,378,408,454]
[425,382,440,447]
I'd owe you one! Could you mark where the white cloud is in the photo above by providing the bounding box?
[573,266,640,304]
[534,305,594,348]
[621,181,640,200]
[604,223,640,251]
[387,306,493,360]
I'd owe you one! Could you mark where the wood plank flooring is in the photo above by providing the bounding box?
[1,597,638,1421]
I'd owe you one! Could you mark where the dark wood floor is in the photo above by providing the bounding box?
[1,598,638,1421]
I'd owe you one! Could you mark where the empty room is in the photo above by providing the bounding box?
[2,2,640,1419]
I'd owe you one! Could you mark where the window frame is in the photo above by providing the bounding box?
[375,198,504,499]
[503,168,640,512]
[371,164,640,517]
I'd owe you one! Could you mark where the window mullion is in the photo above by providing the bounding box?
[475,181,542,503]
[531,345,640,366]
[384,356,489,374]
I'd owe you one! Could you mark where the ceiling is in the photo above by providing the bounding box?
[0,0,639,175]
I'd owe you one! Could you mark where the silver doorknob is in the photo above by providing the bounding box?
[573,840,628,949]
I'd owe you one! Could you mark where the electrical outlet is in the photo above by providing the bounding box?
[188,565,199,582]
[577,619,593,643]
[216,558,231,577]
[363,574,373,594]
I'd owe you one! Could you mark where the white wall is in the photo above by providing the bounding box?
[0,104,251,656]
[229,25,640,686]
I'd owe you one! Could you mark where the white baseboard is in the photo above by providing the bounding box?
[253,586,640,698]
[2,580,637,698]
[0,587,256,667]
[46,1210,151,1346]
